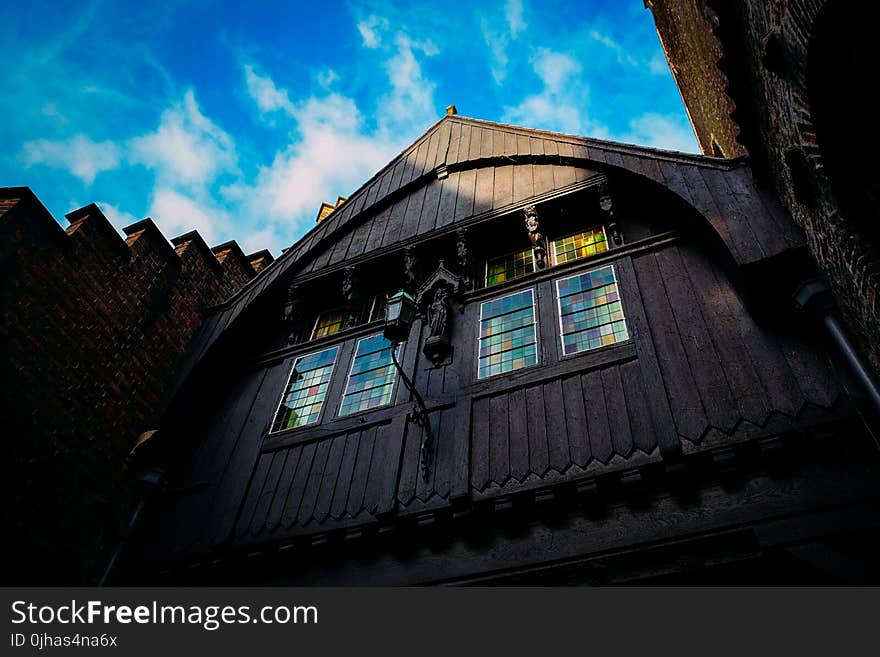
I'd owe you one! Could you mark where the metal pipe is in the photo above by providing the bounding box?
[823,314,880,414]
[391,341,434,480]
[98,499,145,586]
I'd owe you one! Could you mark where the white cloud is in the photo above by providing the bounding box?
[22,133,121,185]
[129,89,237,188]
[97,201,140,233]
[615,113,699,152]
[379,34,438,135]
[502,48,600,135]
[505,0,526,37]
[243,64,296,115]
[482,0,527,85]
[316,68,340,90]
[148,187,229,243]
[357,15,387,48]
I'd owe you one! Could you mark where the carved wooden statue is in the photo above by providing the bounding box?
[524,205,548,269]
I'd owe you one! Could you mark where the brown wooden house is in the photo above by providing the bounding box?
[122,115,880,584]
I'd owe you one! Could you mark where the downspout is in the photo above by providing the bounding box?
[794,278,880,414]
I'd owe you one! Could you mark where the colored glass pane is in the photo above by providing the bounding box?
[478,289,538,379]
[553,227,608,265]
[556,266,628,355]
[486,248,535,286]
[339,334,398,416]
[312,310,344,339]
[270,346,339,432]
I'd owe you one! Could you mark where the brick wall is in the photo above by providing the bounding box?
[648,0,880,373]
[0,187,272,584]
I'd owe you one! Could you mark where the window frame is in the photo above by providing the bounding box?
[476,286,541,380]
[549,224,609,267]
[310,307,347,341]
[554,263,629,358]
[337,332,402,418]
[484,247,537,287]
[268,345,341,435]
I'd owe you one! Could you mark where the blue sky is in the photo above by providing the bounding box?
[2,0,698,255]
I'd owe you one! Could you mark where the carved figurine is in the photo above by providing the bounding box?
[427,286,449,339]
[524,205,547,269]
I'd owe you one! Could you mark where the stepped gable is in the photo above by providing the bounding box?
[0,185,272,583]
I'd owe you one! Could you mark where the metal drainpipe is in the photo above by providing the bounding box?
[794,278,880,415]
[98,467,165,586]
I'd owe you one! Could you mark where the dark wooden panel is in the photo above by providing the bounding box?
[416,178,443,235]
[364,207,391,254]
[503,130,518,157]
[582,368,613,463]
[552,164,576,189]
[619,359,657,454]
[327,223,355,265]
[473,167,494,216]
[377,196,408,250]
[412,139,431,182]
[435,172,460,230]
[602,366,634,458]
[446,121,462,166]
[454,124,472,164]
[533,164,555,196]
[247,449,289,535]
[394,185,426,244]
[480,127,494,159]
[467,124,482,161]
[656,246,739,434]
[543,378,569,473]
[492,165,514,210]
[432,121,451,169]
[424,128,441,172]
[525,384,549,477]
[281,441,316,528]
[265,445,302,532]
[700,168,767,262]
[234,451,274,537]
[631,252,707,443]
[330,432,360,519]
[683,246,772,425]
[489,393,510,486]
[513,164,534,202]
[314,433,347,523]
[376,415,407,514]
[397,417,422,505]
[562,374,591,468]
[295,438,332,525]
[433,406,456,499]
[344,215,374,259]
[471,396,490,490]
[507,387,529,481]
[453,168,476,223]
[202,365,287,547]
[779,335,840,409]
[516,133,531,156]
[347,425,376,517]
[529,136,544,156]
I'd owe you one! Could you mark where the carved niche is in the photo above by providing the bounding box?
[598,182,623,246]
[415,261,462,367]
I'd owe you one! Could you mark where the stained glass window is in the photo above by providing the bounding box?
[339,334,399,416]
[478,289,538,379]
[486,248,535,286]
[312,309,345,340]
[556,266,628,355]
[270,346,339,433]
[553,227,608,265]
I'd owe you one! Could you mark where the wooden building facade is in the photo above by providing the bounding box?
[124,116,880,584]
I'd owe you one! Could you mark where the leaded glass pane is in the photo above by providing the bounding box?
[486,248,535,286]
[339,334,398,416]
[270,346,339,433]
[556,266,628,355]
[553,227,608,265]
[312,310,345,339]
[478,289,538,379]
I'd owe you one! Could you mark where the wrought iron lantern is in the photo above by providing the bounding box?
[383,290,417,344]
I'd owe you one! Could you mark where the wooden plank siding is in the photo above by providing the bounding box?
[146,116,848,566]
